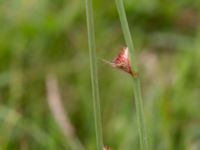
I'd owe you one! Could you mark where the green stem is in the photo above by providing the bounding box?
[115,0,149,150]
[133,78,148,150]
[115,0,137,72]
[86,0,103,150]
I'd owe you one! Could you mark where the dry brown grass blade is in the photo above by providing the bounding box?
[45,74,85,150]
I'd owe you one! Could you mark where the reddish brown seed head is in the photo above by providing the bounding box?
[103,146,112,150]
[101,47,138,77]
[112,47,134,76]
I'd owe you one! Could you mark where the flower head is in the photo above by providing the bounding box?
[102,47,138,77]
[103,146,112,150]
[112,47,133,76]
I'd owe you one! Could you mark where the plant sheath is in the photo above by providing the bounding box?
[115,0,149,150]
[86,0,104,150]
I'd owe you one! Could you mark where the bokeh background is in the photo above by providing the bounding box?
[0,0,200,149]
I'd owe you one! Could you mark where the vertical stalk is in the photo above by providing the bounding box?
[132,78,148,150]
[115,0,149,150]
[86,0,103,150]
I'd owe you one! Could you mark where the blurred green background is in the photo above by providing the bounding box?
[0,0,200,149]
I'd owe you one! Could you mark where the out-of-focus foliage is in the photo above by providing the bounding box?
[0,0,200,149]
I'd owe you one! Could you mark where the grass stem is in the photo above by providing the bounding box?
[115,0,149,150]
[86,0,104,150]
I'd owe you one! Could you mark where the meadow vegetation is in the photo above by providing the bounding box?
[0,0,200,149]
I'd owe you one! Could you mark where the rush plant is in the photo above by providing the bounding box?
[86,0,104,150]
[114,0,149,150]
